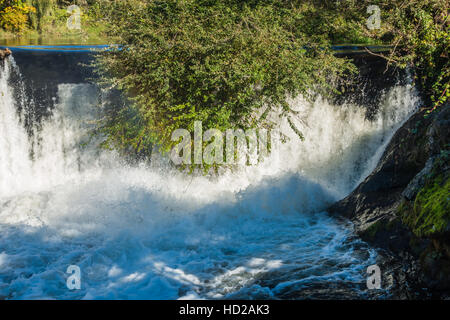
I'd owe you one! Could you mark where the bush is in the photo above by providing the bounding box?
[93,0,448,171]
[95,0,356,168]
[369,0,449,111]
[0,0,35,32]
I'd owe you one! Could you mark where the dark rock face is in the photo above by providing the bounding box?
[330,105,449,229]
[329,104,450,297]
[0,48,12,60]
[3,50,98,133]
[402,156,436,201]
[329,109,432,225]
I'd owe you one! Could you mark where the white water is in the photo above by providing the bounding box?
[0,58,419,299]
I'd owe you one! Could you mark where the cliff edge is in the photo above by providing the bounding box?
[329,103,450,297]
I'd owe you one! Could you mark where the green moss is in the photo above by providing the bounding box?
[397,199,412,216]
[364,219,386,240]
[404,175,450,237]
[363,216,400,240]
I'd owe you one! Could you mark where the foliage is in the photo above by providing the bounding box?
[401,148,450,238]
[2,0,447,171]
[95,0,357,168]
[94,0,449,169]
[0,0,35,32]
[366,0,449,111]
[0,0,109,39]
[25,0,54,31]
[403,174,450,237]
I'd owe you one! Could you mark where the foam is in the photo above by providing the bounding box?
[0,58,419,299]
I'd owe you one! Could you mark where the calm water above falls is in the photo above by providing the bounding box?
[0,56,419,299]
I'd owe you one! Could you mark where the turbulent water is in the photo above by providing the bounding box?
[0,57,419,299]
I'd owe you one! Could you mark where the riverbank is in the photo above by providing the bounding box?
[0,33,109,47]
[0,0,110,46]
[329,103,450,298]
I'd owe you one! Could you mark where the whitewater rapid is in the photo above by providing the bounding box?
[0,57,419,299]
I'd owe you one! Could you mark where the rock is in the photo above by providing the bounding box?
[329,109,433,225]
[328,103,450,296]
[329,104,449,230]
[402,156,436,200]
[0,48,12,60]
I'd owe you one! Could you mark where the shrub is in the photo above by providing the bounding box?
[0,0,35,32]
[95,0,356,169]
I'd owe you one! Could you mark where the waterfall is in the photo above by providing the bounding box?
[0,58,102,198]
[0,57,419,299]
[0,59,33,195]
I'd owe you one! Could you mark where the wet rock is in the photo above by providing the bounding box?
[329,103,450,297]
[402,156,436,200]
[330,105,449,228]
[0,48,12,60]
[329,108,434,226]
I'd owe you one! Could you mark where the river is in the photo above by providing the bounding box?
[0,49,419,299]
